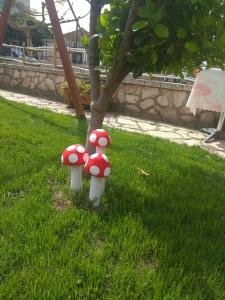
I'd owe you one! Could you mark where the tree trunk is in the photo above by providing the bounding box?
[86,66,131,153]
[88,0,101,102]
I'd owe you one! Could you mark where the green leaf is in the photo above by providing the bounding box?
[132,20,148,32]
[146,0,155,13]
[100,14,107,27]
[177,28,186,39]
[150,51,158,64]
[138,7,151,19]
[81,35,89,48]
[220,33,225,43]
[201,17,213,27]
[185,41,199,52]
[167,44,175,55]
[154,24,169,38]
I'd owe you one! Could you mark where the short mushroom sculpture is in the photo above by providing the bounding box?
[88,129,111,153]
[84,153,111,207]
[61,144,89,192]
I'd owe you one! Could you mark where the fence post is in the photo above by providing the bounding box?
[22,42,26,65]
[52,43,57,67]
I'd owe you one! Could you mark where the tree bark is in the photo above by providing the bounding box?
[88,0,102,102]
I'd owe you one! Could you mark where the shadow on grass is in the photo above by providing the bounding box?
[1,99,88,138]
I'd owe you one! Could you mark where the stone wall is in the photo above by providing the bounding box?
[0,63,89,101]
[113,78,219,128]
[0,62,219,128]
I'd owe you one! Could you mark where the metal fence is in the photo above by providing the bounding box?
[0,43,195,84]
[0,43,89,68]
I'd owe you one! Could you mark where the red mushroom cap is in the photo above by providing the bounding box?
[88,129,111,148]
[84,153,111,178]
[61,144,89,166]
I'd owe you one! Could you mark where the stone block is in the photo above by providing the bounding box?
[10,79,19,86]
[117,87,126,103]
[158,106,177,122]
[32,77,39,87]
[56,76,65,84]
[14,70,20,79]
[39,73,46,82]
[30,82,35,89]
[139,98,155,110]
[21,71,26,79]
[180,115,196,128]
[27,71,36,77]
[45,78,55,91]
[4,76,10,85]
[180,114,195,123]
[173,91,188,108]
[126,94,139,104]
[142,87,159,99]
[148,108,158,117]
[38,81,47,91]
[0,68,4,74]
[124,84,137,94]
[199,111,215,127]
[156,95,169,107]
[22,77,31,88]
[179,106,193,115]
[126,104,140,114]
[5,68,14,77]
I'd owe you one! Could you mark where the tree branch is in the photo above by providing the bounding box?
[93,0,143,111]
[88,0,102,102]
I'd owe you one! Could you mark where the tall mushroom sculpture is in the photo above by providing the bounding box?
[61,144,89,192]
[88,129,111,153]
[84,153,111,207]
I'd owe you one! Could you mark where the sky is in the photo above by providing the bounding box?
[30,1,90,33]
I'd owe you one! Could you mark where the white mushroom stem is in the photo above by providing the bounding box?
[96,146,105,154]
[89,176,105,207]
[70,165,83,192]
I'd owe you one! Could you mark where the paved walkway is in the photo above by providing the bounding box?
[1,89,225,158]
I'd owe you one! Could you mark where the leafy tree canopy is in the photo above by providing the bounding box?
[98,0,225,77]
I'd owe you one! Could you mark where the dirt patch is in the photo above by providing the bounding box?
[52,190,72,211]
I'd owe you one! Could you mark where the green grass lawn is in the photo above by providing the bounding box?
[0,98,225,300]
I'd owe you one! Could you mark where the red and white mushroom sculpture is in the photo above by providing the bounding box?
[88,129,111,153]
[84,153,111,206]
[61,144,89,192]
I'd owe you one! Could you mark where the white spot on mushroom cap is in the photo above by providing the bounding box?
[67,145,76,151]
[61,154,64,163]
[83,153,89,162]
[89,133,97,143]
[68,153,78,163]
[90,153,98,159]
[96,129,105,132]
[90,165,100,176]
[77,145,85,153]
[104,167,111,177]
[102,154,109,162]
[98,137,108,147]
